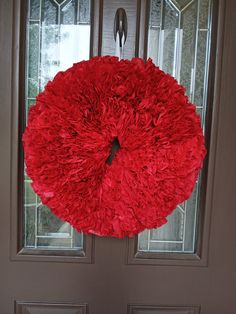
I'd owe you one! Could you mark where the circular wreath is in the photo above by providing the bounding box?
[23,56,206,238]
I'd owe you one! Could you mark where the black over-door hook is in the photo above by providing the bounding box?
[113,8,128,48]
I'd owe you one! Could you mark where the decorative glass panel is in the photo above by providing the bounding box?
[139,0,211,253]
[24,0,91,250]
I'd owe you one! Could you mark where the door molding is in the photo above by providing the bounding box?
[127,304,200,314]
[15,301,88,314]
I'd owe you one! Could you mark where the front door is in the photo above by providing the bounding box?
[0,0,235,313]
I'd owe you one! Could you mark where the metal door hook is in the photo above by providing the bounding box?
[114,8,128,48]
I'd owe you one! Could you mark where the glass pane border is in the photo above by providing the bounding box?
[10,0,97,263]
[126,0,223,266]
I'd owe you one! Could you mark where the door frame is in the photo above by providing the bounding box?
[9,0,226,267]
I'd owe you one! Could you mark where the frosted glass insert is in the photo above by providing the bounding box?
[150,0,162,27]
[194,31,208,108]
[180,0,197,97]
[139,0,211,253]
[30,0,40,19]
[148,0,161,65]
[28,23,40,97]
[161,1,179,74]
[199,0,210,28]
[150,209,184,241]
[78,0,90,23]
[43,0,58,25]
[61,1,76,24]
[24,0,91,250]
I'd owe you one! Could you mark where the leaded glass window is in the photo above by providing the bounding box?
[24,0,91,250]
[138,0,211,253]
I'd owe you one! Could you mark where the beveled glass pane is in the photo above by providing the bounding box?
[37,237,74,248]
[142,0,212,254]
[37,205,72,236]
[61,0,77,24]
[194,30,208,108]
[42,0,58,25]
[199,0,210,29]
[179,0,197,97]
[78,0,90,23]
[148,0,161,65]
[148,242,183,252]
[197,107,204,126]
[25,180,37,205]
[27,23,40,98]
[25,99,35,122]
[150,0,162,27]
[150,209,184,241]
[40,25,60,89]
[161,0,180,75]
[40,4,90,90]
[148,28,160,65]
[183,183,199,252]
[24,0,91,251]
[29,0,40,20]
[138,229,183,252]
[138,208,185,252]
[25,206,36,247]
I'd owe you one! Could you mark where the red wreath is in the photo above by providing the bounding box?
[23,56,206,238]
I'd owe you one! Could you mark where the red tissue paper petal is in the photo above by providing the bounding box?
[22,56,206,238]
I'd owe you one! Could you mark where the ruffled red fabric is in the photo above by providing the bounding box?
[23,56,206,238]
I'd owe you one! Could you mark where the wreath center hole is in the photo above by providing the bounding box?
[106,137,121,165]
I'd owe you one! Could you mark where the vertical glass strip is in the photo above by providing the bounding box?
[179,0,198,97]
[30,0,41,20]
[148,0,162,66]
[161,0,180,75]
[194,31,208,109]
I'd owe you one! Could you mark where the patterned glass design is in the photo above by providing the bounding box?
[138,0,211,253]
[24,0,91,250]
